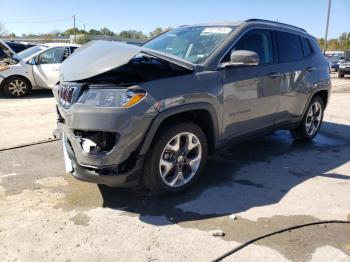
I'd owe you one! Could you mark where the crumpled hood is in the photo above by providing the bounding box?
[0,40,17,59]
[60,40,195,82]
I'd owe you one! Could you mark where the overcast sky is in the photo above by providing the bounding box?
[0,0,349,38]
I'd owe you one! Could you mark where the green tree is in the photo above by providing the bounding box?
[76,35,91,44]
[338,32,350,50]
[64,28,86,36]
[149,27,172,39]
[317,38,325,49]
[119,30,147,40]
[328,39,340,50]
[100,27,114,36]
[88,29,101,35]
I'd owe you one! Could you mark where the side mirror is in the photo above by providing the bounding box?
[28,57,37,65]
[230,50,259,66]
[218,50,259,68]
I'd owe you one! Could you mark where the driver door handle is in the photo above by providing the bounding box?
[268,72,281,79]
[52,68,59,72]
[305,67,316,72]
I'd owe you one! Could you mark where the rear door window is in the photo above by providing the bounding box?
[275,31,303,63]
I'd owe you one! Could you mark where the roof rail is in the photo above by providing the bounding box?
[245,19,307,32]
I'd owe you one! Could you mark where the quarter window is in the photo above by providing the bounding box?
[301,37,313,57]
[275,31,303,62]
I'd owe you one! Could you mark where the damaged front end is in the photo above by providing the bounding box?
[0,40,20,68]
[54,40,193,187]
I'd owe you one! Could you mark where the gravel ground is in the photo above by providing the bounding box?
[0,74,349,261]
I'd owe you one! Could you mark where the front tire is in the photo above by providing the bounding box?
[338,72,345,78]
[290,96,324,141]
[144,121,208,195]
[3,76,31,97]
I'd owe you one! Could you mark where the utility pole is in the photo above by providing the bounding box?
[323,0,332,54]
[73,15,76,44]
[83,24,86,33]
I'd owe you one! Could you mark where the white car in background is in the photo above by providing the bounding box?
[0,41,80,97]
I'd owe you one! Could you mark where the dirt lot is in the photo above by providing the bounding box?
[0,74,350,261]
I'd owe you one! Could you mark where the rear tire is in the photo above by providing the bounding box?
[2,76,31,97]
[290,96,324,142]
[144,121,208,195]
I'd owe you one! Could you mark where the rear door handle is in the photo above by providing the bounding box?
[305,67,315,72]
[268,72,281,79]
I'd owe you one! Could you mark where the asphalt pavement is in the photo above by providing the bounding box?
[0,74,349,261]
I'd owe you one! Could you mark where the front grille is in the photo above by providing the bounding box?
[58,83,82,108]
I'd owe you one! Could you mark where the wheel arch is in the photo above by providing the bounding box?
[312,89,329,108]
[139,103,220,156]
[1,74,33,91]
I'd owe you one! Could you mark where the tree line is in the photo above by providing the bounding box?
[317,32,350,51]
[0,22,172,42]
[1,22,349,50]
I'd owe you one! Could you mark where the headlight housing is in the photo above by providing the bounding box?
[78,88,146,108]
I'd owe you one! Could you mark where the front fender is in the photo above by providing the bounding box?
[138,102,220,156]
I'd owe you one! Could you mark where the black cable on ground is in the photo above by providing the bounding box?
[212,220,350,262]
[0,138,59,152]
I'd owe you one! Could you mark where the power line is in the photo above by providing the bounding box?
[1,18,72,24]
[75,19,106,30]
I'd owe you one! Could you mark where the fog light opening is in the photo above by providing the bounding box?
[74,130,118,154]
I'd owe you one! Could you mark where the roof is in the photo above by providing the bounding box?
[181,19,307,33]
[180,20,243,27]
[244,19,307,33]
[44,43,81,47]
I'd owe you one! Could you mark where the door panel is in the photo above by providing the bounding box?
[221,29,281,139]
[273,32,315,124]
[222,64,281,138]
[33,64,60,88]
[33,47,65,88]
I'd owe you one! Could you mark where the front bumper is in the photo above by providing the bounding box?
[62,132,143,187]
[53,86,158,187]
[339,67,350,74]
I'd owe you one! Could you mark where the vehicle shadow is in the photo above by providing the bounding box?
[98,121,350,225]
[0,89,53,99]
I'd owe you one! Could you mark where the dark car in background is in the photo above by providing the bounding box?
[0,41,36,60]
[338,50,350,78]
[327,53,344,72]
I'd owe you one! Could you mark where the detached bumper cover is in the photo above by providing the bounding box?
[63,133,142,187]
[53,84,158,186]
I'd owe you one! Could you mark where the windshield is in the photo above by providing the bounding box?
[143,26,234,64]
[17,45,47,59]
[328,55,343,62]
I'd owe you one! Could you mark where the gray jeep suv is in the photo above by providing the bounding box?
[54,19,331,195]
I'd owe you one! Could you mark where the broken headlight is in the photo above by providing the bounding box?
[78,89,146,108]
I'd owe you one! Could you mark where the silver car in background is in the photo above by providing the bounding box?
[0,41,80,97]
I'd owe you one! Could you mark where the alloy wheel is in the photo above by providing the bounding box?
[305,101,322,136]
[159,132,202,188]
[8,79,27,96]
